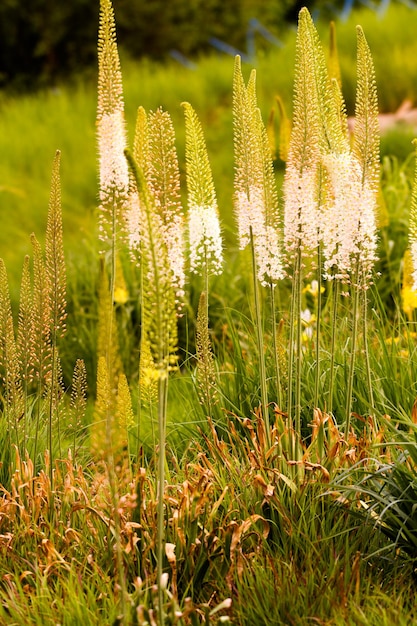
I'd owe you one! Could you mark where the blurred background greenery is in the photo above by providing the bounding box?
[0,0,374,92]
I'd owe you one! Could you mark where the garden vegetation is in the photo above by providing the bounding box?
[1,2,417,625]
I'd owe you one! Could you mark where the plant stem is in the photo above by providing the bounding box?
[345,260,360,438]
[106,192,128,624]
[294,246,302,461]
[157,372,168,626]
[328,279,339,417]
[363,287,376,425]
[250,227,270,447]
[270,284,282,411]
[48,340,56,488]
[287,245,302,463]
[314,245,322,411]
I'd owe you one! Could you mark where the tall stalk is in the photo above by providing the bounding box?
[314,244,323,411]
[327,279,339,416]
[250,228,270,446]
[294,247,303,460]
[126,150,178,626]
[287,246,303,462]
[270,284,282,411]
[345,260,360,438]
[156,373,168,624]
[362,287,375,422]
[45,150,67,486]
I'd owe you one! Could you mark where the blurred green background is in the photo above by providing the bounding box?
[0,0,354,91]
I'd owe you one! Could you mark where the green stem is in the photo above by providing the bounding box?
[157,372,168,626]
[48,339,56,488]
[137,257,143,465]
[250,228,270,447]
[328,279,339,417]
[345,261,360,439]
[270,285,282,411]
[287,245,302,463]
[105,192,128,623]
[203,248,213,418]
[294,246,302,461]
[314,245,322,411]
[363,287,376,424]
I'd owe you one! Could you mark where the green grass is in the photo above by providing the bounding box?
[2,3,417,624]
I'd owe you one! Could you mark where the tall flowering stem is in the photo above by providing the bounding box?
[97,0,129,367]
[233,56,284,445]
[345,27,379,436]
[97,0,129,253]
[182,101,223,414]
[183,102,223,279]
[284,9,327,456]
[45,150,67,482]
[30,233,51,468]
[408,139,417,295]
[17,255,32,449]
[125,149,180,626]
[97,1,130,618]
[0,259,22,454]
[285,9,353,453]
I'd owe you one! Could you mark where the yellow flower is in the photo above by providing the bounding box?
[402,250,417,320]
[401,285,417,321]
[303,280,325,298]
[114,286,128,304]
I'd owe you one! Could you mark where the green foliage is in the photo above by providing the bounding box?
[3,3,417,625]
[335,419,417,563]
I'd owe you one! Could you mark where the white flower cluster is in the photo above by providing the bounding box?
[162,212,186,300]
[97,110,129,207]
[322,152,378,284]
[283,165,320,256]
[236,187,284,285]
[126,190,141,255]
[411,240,417,292]
[188,203,223,276]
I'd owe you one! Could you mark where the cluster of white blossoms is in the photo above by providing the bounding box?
[188,202,223,276]
[158,207,186,300]
[322,151,378,284]
[125,188,141,254]
[183,101,223,278]
[97,110,129,208]
[236,186,284,286]
[283,165,320,257]
[126,177,186,304]
[97,0,129,248]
